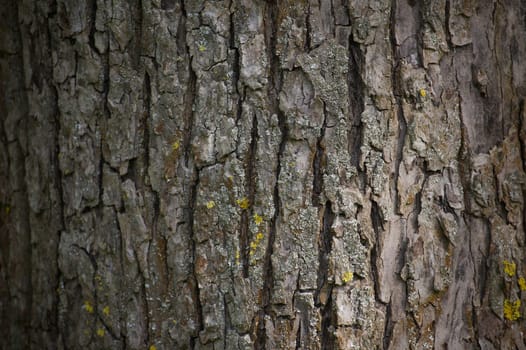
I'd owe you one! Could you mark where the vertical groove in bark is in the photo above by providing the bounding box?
[257,1,285,347]
[319,201,335,350]
[133,0,143,70]
[189,169,203,347]
[142,72,151,182]
[370,200,384,303]
[183,65,197,167]
[390,0,407,216]
[519,101,526,245]
[180,1,196,168]
[312,102,327,207]
[240,114,258,278]
[52,77,64,350]
[347,38,365,170]
[88,0,98,54]
[230,9,243,128]
[382,300,394,350]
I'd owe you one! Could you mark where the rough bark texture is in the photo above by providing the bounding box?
[1,0,526,349]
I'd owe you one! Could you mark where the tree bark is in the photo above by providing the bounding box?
[1,0,526,349]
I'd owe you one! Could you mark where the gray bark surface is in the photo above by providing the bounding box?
[1,0,526,349]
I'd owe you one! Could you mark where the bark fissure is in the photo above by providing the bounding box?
[189,169,204,345]
[382,298,394,349]
[52,82,65,350]
[133,0,143,70]
[347,36,365,169]
[312,103,327,207]
[295,313,302,349]
[135,248,151,348]
[180,0,197,168]
[142,72,151,178]
[183,63,197,167]
[240,114,258,277]
[114,209,128,347]
[88,0,98,54]
[230,7,245,161]
[370,199,385,304]
[319,201,335,350]
[257,1,285,347]
[519,100,526,243]
[390,0,408,216]
[223,292,229,350]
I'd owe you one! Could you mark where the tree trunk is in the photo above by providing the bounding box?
[1,0,526,349]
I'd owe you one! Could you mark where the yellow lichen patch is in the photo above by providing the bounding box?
[102,306,110,316]
[5,205,10,215]
[504,299,521,321]
[96,328,105,337]
[172,140,180,152]
[249,232,264,257]
[198,44,206,52]
[342,271,354,284]
[236,197,250,209]
[83,300,94,313]
[149,346,157,350]
[253,213,264,225]
[504,260,517,277]
[206,200,216,209]
[235,249,240,265]
[419,88,427,97]
[519,277,526,291]
[94,275,103,289]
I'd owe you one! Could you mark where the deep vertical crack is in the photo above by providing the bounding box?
[189,169,203,348]
[295,319,302,349]
[385,2,407,348]
[312,103,327,207]
[183,63,197,167]
[318,202,335,350]
[178,2,202,348]
[88,0,98,54]
[518,100,526,245]
[347,36,365,170]
[382,298,394,349]
[257,0,286,348]
[390,0,407,216]
[240,114,258,277]
[133,0,143,70]
[370,200,384,304]
[179,0,197,168]
[52,79,65,350]
[143,72,151,177]
[230,6,255,277]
